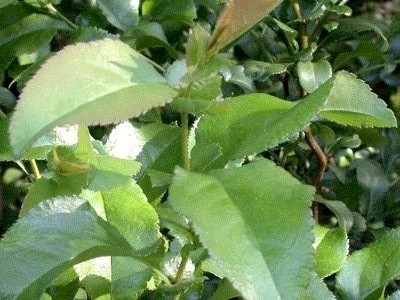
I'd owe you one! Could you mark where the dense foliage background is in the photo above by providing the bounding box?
[0,0,400,299]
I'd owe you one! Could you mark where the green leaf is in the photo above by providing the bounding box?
[0,197,135,299]
[0,8,66,48]
[297,60,332,93]
[332,39,385,71]
[314,227,348,278]
[96,0,139,31]
[21,177,81,216]
[211,278,240,300]
[9,39,177,157]
[82,182,160,299]
[185,24,210,74]
[171,74,222,115]
[336,228,400,299]
[0,118,80,161]
[0,3,67,75]
[0,87,16,110]
[169,160,315,299]
[302,273,336,300]
[191,83,332,170]
[387,291,400,300]
[0,0,16,9]
[322,17,389,52]
[354,159,388,222]
[69,26,115,43]
[136,124,181,201]
[123,21,179,58]
[315,196,354,232]
[141,0,197,25]
[192,71,396,170]
[208,0,284,55]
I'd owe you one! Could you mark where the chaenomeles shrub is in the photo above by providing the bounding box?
[0,0,400,299]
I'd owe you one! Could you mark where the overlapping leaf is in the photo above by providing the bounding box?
[81,182,160,299]
[336,228,400,299]
[169,160,315,299]
[192,71,396,170]
[0,197,133,299]
[0,3,68,72]
[9,39,177,157]
[314,227,348,278]
[208,0,284,55]
[319,72,396,128]
[96,0,139,31]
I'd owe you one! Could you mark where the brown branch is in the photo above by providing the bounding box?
[304,128,327,192]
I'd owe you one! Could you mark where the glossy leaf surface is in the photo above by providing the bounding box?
[9,39,177,156]
[169,160,315,299]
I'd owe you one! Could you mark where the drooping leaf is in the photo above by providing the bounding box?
[0,197,136,299]
[314,227,348,278]
[336,228,400,299]
[208,0,284,55]
[96,0,139,31]
[9,39,177,157]
[315,196,354,232]
[169,160,315,299]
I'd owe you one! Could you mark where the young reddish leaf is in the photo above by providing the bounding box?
[208,0,283,55]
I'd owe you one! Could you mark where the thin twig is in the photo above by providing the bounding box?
[46,4,78,29]
[29,159,41,180]
[304,128,327,192]
[291,0,328,220]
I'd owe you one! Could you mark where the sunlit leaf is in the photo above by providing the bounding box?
[9,39,177,157]
[96,0,139,31]
[0,197,135,299]
[314,227,348,278]
[169,160,315,299]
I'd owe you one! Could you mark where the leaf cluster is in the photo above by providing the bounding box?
[0,0,400,299]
